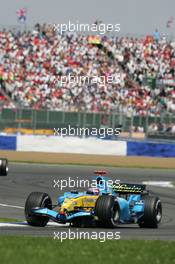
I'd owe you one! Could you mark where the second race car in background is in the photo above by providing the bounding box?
[0,158,8,176]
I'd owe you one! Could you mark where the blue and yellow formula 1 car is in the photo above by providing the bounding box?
[0,158,8,176]
[25,171,162,228]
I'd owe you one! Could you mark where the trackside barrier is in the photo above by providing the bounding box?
[0,135,17,150]
[127,141,175,157]
[16,135,127,156]
[0,135,175,157]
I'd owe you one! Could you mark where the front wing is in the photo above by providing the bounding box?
[32,208,92,223]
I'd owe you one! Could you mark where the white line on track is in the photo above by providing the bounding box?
[0,222,69,227]
[0,203,24,209]
[142,181,174,188]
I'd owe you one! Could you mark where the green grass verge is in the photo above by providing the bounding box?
[0,237,174,264]
[11,160,175,170]
[0,218,21,223]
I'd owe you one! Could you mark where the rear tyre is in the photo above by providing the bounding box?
[0,159,8,176]
[25,192,52,227]
[94,195,120,228]
[139,196,162,228]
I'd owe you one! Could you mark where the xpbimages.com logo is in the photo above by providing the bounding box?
[59,74,121,87]
[53,177,120,191]
[53,229,121,242]
[53,21,120,35]
[54,126,122,138]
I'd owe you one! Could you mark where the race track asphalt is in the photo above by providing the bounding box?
[0,163,175,240]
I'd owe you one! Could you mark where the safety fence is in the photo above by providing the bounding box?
[0,108,175,137]
[0,135,175,157]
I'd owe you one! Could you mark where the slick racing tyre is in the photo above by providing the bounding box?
[25,192,52,227]
[0,159,8,176]
[95,195,120,228]
[139,196,162,228]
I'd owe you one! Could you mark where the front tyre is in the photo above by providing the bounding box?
[139,196,162,228]
[25,192,52,227]
[94,195,120,228]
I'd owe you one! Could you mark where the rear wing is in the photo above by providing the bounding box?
[112,183,146,194]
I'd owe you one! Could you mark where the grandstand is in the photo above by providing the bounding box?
[0,24,175,138]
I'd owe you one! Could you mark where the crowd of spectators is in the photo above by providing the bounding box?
[0,24,175,116]
[148,122,175,135]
